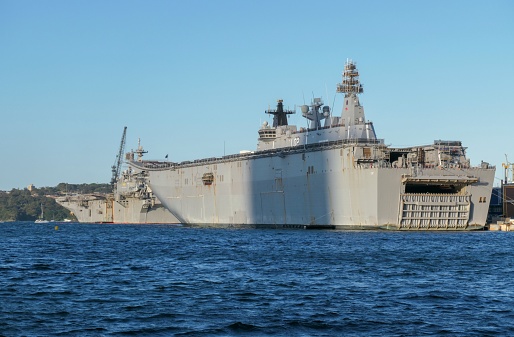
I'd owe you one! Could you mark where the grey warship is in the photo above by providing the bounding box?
[129,60,495,230]
[57,136,178,224]
[55,169,178,224]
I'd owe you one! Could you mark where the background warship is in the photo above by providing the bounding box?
[56,129,178,224]
[129,60,495,230]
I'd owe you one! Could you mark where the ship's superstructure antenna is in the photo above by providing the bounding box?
[337,58,364,95]
[301,98,328,130]
[111,126,127,189]
[265,99,295,127]
[135,138,148,162]
[335,59,376,140]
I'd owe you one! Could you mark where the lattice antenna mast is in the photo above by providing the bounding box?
[336,59,364,96]
[111,126,127,189]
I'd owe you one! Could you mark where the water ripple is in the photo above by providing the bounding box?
[1,223,514,336]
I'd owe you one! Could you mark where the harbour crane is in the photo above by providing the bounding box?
[503,154,513,184]
[111,126,127,189]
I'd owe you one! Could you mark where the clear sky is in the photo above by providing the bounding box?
[1,0,513,191]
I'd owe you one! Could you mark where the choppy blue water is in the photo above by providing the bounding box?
[1,222,514,336]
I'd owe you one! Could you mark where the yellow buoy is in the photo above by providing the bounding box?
[54,226,59,230]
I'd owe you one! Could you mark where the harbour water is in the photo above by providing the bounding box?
[1,222,513,336]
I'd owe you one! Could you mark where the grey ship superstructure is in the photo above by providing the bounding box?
[129,60,495,230]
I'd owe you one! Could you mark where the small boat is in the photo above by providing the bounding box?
[35,204,50,223]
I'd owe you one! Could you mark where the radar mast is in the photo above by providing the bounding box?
[336,59,364,96]
[265,99,295,127]
[336,59,373,138]
[135,138,148,162]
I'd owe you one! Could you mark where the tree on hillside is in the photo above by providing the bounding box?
[0,182,110,221]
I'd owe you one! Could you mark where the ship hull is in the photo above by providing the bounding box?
[143,145,495,230]
[57,196,179,224]
[56,197,111,223]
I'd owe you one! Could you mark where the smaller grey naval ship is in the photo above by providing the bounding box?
[128,59,495,230]
[56,138,178,224]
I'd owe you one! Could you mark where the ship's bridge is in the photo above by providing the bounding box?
[257,60,377,152]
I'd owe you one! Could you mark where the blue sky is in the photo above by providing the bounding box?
[1,0,513,191]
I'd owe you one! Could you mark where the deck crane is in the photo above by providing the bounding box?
[111,126,127,190]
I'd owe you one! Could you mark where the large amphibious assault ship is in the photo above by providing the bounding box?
[55,171,178,224]
[129,60,495,230]
[56,139,178,224]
